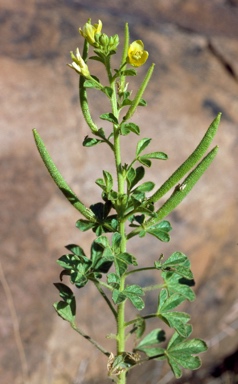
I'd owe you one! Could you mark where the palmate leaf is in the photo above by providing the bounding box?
[155,251,193,280]
[135,329,166,359]
[82,136,103,147]
[162,271,195,302]
[158,289,186,312]
[115,252,138,276]
[100,112,118,124]
[126,166,145,190]
[120,122,140,136]
[94,234,138,276]
[144,220,172,242]
[137,329,166,349]
[53,283,76,323]
[165,332,208,378]
[90,239,113,274]
[124,285,145,310]
[112,285,144,310]
[157,289,192,337]
[132,181,155,194]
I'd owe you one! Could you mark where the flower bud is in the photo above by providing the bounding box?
[79,20,102,46]
[68,48,90,77]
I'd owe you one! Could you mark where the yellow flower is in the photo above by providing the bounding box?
[79,20,102,45]
[68,48,90,77]
[127,40,149,67]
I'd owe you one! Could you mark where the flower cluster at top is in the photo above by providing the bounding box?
[68,19,149,76]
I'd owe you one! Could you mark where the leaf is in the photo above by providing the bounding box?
[90,202,111,221]
[157,252,188,268]
[135,329,166,359]
[132,181,155,193]
[53,283,76,323]
[136,138,151,157]
[53,300,76,323]
[83,78,101,90]
[138,98,147,106]
[57,254,82,270]
[112,289,127,305]
[89,55,104,63]
[95,178,105,190]
[141,151,168,160]
[114,252,138,276]
[137,156,152,167]
[76,219,94,232]
[147,220,172,242]
[123,285,144,310]
[121,98,133,107]
[65,244,86,257]
[83,136,102,147]
[138,151,168,167]
[107,273,120,289]
[157,290,191,336]
[165,333,208,378]
[100,113,118,124]
[134,317,146,339]
[103,170,113,191]
[121,69,137,76]
[161,312,191,337]
[127,166,145,190]
[112,232,122,253]
[155,252,194,280]
[103,86,113,98]
[158,290,186,312]
[175,266,193,280]
[137,329,166,349]
[162,271,195,301]
[91,238,113,274]
[120,122,140,136]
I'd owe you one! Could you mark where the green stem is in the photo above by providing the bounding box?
[93,280,117,320]
[71,322,110,357]
[107,59,127,384]
[143,284,164,292]
[125,266,155,276]
[125,313,158,327]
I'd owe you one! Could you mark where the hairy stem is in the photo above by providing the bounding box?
[71,322,110,357]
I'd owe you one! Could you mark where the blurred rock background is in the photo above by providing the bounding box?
[0,0,237,383]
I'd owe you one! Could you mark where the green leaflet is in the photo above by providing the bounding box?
[112,284,145,310]
[53,283,76,324]
[165,333,208,378]
[137,329,166,349]
[94,234,137,276]
[155,251,194,281]
[136,138,151,156]
[120,122,140,136]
